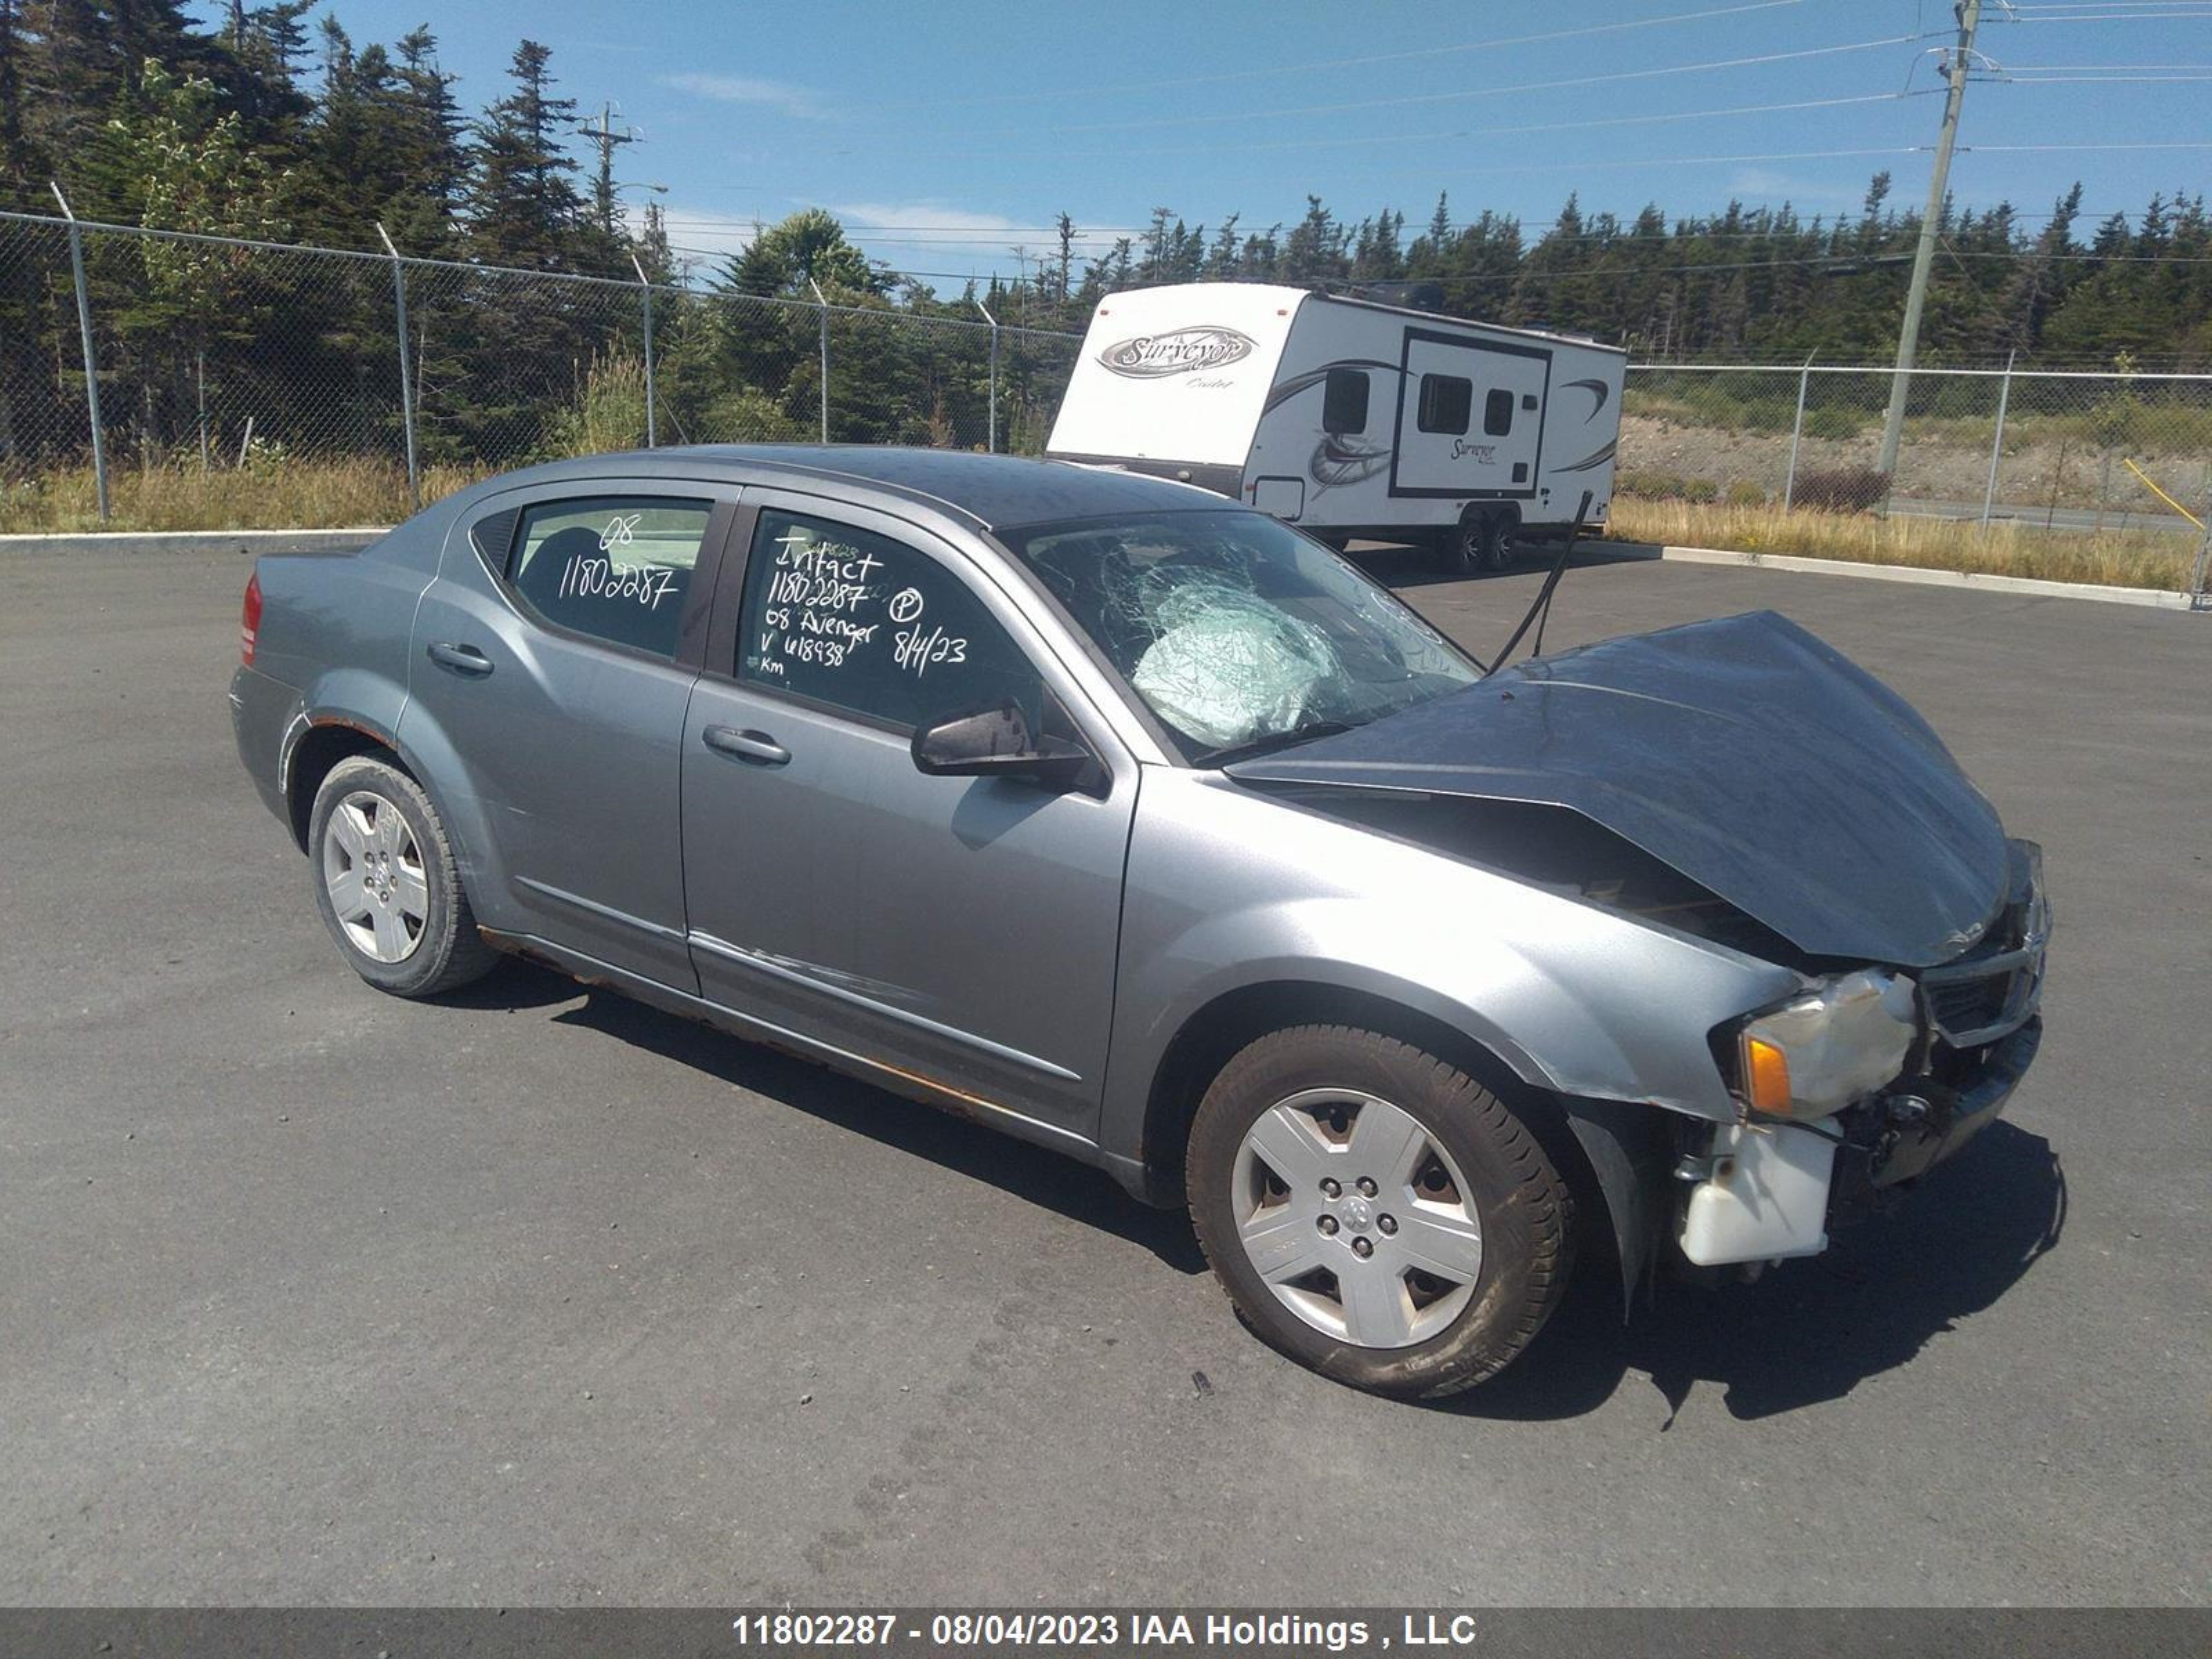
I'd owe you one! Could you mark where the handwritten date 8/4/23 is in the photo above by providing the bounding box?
[894,621,967,677]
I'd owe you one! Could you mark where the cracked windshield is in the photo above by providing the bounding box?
[1006,512,1479,760]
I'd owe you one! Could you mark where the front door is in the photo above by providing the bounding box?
[679,494,1136,1140]
[402,484,736,988]
[1391,329,1550,500]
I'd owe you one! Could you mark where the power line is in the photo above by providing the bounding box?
[890,90,1925,165]
[2000,9,2212,19]
[865,1,1810,109]
[948,34,1933,138]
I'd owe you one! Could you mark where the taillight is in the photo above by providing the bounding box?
[241,571,261,666]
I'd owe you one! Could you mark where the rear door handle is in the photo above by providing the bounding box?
[427,641,493,677]
[702,725,790,767]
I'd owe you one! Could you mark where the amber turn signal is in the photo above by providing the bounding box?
[1741,1034,1794,1115]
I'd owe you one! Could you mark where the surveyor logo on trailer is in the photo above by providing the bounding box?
[1097,326,1256,378]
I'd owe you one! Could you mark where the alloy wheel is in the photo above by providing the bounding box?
[321,789,429,964]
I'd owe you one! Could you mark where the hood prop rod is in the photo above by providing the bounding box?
[1483,489,1594,673]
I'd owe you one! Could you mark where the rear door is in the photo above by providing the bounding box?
[1391,328,1550,501]
[402,482,738,989]
[678,492,1138,1138]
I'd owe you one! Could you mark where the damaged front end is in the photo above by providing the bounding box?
[1678,839,2050,1269]
[1225,611,2051,1281]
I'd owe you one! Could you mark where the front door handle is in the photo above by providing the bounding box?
[702,725,791,767]
[427,641,494,677]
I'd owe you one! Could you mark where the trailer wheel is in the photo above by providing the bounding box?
[1438,512,1485,575]
[1478,513,1516,570]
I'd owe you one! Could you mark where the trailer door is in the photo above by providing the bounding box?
[1390,328,1550,501]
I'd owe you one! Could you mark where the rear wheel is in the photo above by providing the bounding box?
[308,755,497,998]
[1482,513,1517,569]
[1187,1024,1575,1397]
[1437,511,1512,574]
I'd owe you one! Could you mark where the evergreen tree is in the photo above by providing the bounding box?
[467,39,585,270]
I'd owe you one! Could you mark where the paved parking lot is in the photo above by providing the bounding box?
[3,541,2206,1606]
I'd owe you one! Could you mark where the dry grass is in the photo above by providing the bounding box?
[0,458,485,534]
[3,457,2200,598]
[1606,497,2202,592]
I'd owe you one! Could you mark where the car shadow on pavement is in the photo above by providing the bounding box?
[1445,1121,2067,1425]
[476,960,1210,1276]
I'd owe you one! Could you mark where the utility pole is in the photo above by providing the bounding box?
[577,102,639,238]
[1878,0,1981,477]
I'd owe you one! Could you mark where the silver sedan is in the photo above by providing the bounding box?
[231,447,2046,1396]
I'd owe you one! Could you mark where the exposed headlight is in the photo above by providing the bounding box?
[1730,968,1919,1120]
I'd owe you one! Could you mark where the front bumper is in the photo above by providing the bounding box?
[1676,841,2048,1269]
[1837,1014,2042,1199]
[1674,1020,2040,1268]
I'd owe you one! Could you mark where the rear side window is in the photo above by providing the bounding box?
[504,496,713,659]
[1417,374,1471,435]
[1321,368,1369,435]
[735,509,1041,731]
[1484,388,1515,436]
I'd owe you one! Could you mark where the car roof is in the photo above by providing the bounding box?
[484,445,1226,533]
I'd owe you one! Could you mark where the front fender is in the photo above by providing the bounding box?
[1101,771,1797,1171]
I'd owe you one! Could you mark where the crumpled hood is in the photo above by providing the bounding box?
[1228,610,2009,968]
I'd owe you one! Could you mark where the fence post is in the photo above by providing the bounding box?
[1980,348,2016,531]
[975,297,1000,453]
[376,223,420,511]
[630,252,657,449]
[808,276,830,444]
[1781,350,1814,512]
[49,184,109,523]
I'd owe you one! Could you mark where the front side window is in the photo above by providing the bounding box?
[1321,368,1370,435]
[505,496,713,659]
[1418,374,1471,435]
[1004,510,1478,760]
[1484,388,1515,436]
[735,509,1041,731]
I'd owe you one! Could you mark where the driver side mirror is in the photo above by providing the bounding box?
[911,700,1094,791]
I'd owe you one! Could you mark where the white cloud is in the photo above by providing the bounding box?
[654,198,1127,285]
[659,73,827,120]
[1727,168,1865,209]
[829,200,1123,263]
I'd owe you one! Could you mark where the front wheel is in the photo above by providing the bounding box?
[1186,1024,1575,1397]
[307,755,498,998]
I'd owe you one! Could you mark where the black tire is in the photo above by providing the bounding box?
[1436,514,1483,574]
[1478,512,1516,570]
[306,754,498,999]
[1186,1024,1575,1398]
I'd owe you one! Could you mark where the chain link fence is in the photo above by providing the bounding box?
[1622,362,2212,537]
[8,205,2210,568]
[0,207,1086,523]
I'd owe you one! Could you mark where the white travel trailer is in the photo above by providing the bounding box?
[1047,282,1627,570]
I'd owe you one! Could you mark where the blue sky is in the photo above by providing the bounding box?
[199,1,2212,286]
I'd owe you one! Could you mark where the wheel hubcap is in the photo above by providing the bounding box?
[322,790,429,964]
[1230,1087,1483,1350]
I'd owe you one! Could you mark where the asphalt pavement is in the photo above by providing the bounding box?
[1,541,2205,1606]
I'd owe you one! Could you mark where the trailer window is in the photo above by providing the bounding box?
[1484,388,1515,436]
[1322,368,1369,435]
[1417,374,1471,435]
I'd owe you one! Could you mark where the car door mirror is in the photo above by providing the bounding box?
[911,700,1094,789]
